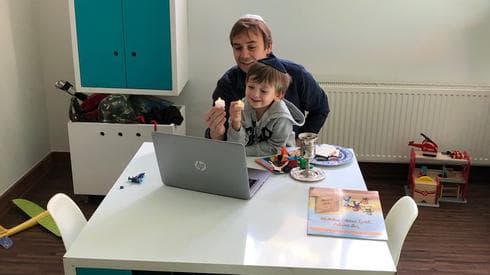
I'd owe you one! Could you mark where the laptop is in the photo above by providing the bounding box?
[151,132,270,200]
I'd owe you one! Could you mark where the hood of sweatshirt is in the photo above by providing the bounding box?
[243,99,305,128]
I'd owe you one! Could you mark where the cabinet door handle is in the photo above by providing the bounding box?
[131,51,137,57]
[113,50,119,56]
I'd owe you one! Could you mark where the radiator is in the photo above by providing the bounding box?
[318,82,490,165]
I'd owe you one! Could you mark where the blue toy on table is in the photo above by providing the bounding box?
[128,173,145,184]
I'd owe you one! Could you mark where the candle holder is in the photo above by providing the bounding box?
[290,132,325,182]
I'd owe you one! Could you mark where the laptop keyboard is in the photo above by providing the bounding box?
[249,178,258,187]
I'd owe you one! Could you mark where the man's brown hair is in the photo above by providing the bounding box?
[229,17,272,49]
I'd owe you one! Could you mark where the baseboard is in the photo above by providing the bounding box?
[0,152,70,217]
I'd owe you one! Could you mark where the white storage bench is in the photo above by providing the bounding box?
[68,107,185,195]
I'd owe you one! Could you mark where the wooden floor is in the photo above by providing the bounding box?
[0,157,489,275]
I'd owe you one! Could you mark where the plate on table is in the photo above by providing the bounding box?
[311,145,353,166]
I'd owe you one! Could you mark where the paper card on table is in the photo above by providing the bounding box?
[307,187,388,241]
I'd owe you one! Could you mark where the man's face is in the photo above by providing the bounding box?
[231,31,271,73]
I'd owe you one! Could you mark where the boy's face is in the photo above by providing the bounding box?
[231,31,271,73]
[245,79,282,113]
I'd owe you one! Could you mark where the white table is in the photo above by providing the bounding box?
[64,142,396,275]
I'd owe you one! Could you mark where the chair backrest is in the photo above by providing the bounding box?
[47,193,87,250]
[385,196,418,266]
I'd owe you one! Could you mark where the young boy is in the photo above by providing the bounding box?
[227,57,305,156]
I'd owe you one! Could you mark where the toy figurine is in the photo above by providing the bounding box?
[270,147,289,167]
[445,150,464,159]
[128,172,145,184]
[419,166,428,176]
[439,165,448,178]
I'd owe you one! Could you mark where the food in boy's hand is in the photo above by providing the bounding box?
[236,99,244,108]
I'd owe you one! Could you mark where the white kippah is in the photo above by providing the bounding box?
[240,14,265,22]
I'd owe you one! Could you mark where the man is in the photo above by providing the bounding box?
[205,14,329,141]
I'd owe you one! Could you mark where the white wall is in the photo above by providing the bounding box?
[271,0,490,84]
[0,0,50,195]
[37,0,75,152]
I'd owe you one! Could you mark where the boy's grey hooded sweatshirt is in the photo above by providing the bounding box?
[227,99,305,156]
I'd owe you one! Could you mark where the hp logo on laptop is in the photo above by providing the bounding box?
[194,160,207,172]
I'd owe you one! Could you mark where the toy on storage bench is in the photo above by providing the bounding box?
[408,147,471,205]
[408,133,438,157]
[412,175,441,207]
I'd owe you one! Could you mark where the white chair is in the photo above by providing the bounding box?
[385,196,418,266]
[47,193,87,250]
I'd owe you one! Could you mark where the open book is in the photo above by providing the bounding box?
[307,187,388,241]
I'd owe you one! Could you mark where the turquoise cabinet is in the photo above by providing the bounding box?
[74,0,127,88]
[70,0,188,95]
[123,0,172,90]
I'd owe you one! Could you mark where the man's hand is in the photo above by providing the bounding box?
[229,100,244,131]
[205,106,226,140]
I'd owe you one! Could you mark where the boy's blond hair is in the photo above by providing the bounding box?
[246,62,291,96]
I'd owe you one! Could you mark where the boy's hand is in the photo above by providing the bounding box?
[229,100,244,131]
